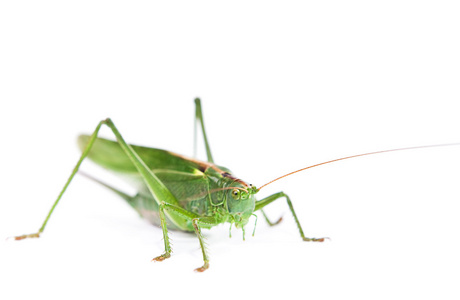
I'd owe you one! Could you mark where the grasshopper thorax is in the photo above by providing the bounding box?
[206,168,258,228]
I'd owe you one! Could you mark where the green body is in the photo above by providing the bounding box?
[77,135,254,231]
[13,98,324,272]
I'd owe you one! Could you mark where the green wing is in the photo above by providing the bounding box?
[154,170,213,215]
[153,170,209,202]
[78,135,213,207]
[78,135,202,174]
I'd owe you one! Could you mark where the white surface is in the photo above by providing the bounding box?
[1,1,460,299]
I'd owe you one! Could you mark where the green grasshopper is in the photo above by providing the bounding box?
[12,98,458,272]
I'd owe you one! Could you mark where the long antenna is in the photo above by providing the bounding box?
[257,143,460,191]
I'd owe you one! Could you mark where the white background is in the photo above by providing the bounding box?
[1,1,460,299]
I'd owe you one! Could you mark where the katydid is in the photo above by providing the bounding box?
[12,98,459,272]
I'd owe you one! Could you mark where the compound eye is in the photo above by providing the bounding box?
[231,189,241,200]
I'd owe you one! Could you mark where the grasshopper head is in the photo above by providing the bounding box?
[227,184,258,229]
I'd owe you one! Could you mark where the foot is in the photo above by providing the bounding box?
[268,216,283,226]
[303,237,329,242]
[9,232,41,241]
[151,253,171,262]
[194,261,209,272]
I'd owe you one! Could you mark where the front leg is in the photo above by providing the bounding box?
[255,192,327,242]
[153,202,217,272]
